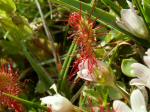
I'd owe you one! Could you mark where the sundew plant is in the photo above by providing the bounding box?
[0,0,150,112]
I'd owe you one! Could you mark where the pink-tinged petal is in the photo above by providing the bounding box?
[145,49,150,56]
[143,56,150,68]
[77,69,95,81]
[113,100,132,112]
[78,60,84,70]
[131,89,147,112]
[131,63,150,79]
[83,59,89,69]
[78,59,89,70]
[119,8,148,39]
[130,78,145,86]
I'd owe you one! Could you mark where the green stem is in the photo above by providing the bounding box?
[35,0,61,70]
[58,40,77,91]
[3,93,48,110]
[60,43,77,89]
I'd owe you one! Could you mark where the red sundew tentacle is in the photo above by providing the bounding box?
[68,10,104,82]
[68,12,82,30]
[47,107,52,112]
[107,103,111,112]
[10,101,24,112]
[87,97,95,112]
[100,105,104,112]
[0,63,24,111]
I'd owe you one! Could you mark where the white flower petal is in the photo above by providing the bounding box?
[143,56,150,68]
[138,87,148,105]
[118,7,148,39]
[121,9,138,33]
[78,59,89,70]
[113,100,132,112]
[145,49,150,56]
[131,63,150,79]
[116,20,130,32]
[77,69,95,81]
[130,78,145,86]
[40,94,73,112]
[145,79,150,89]
[131,89,147,112]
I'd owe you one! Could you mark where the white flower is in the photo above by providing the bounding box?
[40,94,74,112]
[77,59,113,85]
[116,2,149,39]
[113,89,147,112]
[130,49,150,89]
[77,59,97,81]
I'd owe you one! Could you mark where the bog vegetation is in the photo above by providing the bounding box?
[0,0,150,112]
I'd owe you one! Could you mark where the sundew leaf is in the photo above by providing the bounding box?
[0,0,16,13]
[121,58,137,77]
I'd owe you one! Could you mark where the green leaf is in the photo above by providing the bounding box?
[121,58,137,77]
[107,86,122,100]
[143,0,150,24]
[0,13,32,41]
[133,0,150,32]
[35,80,47,93]
[116,0,128,8]
[0,0,16,13]
[22,42,53,93]
[101,0,121,16]
[0,40,21,55]
[94,47,106,58]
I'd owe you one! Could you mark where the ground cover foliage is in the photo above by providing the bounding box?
[0,0,150,112]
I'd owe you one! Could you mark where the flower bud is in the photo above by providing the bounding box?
[116,8,149,39]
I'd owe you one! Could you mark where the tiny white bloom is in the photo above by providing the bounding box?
[113,89,147,112]
[77,59,96,81]
[116,1,149,39]
[130,48,150,89]
[40,94,74,112]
